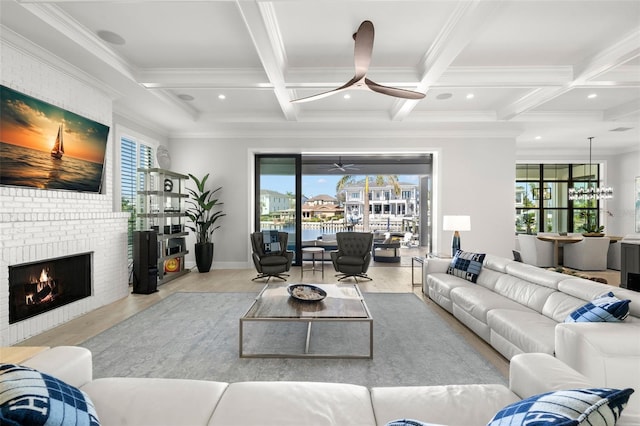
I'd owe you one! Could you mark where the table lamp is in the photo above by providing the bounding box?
[443,215,471,256]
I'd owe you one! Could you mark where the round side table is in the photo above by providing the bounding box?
[301,247,324,279]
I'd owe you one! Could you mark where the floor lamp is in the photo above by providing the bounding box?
[443,215,471,257]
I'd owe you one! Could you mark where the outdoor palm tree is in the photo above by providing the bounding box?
[336,175,401,231]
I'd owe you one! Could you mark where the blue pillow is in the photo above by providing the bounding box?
[446,250,485,283]
[488,387,634,426]
[565,292,631,323]
[0,364,100,426]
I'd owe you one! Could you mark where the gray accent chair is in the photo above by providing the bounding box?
[250,232,294,282]
[517,234,554,267]
[330,232,374,282]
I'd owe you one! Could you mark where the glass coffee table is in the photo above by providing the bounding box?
[239,283,373,359]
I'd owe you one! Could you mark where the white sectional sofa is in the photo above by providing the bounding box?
[10,346,634,426]
[423,254,640,423]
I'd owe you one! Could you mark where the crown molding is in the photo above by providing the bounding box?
[1,25,121,100]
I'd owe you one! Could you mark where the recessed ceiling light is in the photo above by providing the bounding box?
[97,30,125,45]
[535,136,542,140]
[587,93,597,99]
[436,93,452,100]
[466,93,475,99]
[343,94,351,99]
[177,94,194,101]
[218,94,226,100]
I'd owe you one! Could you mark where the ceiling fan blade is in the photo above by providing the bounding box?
[365,78,426,100]
[290,76,359,103]
[353,20,374,80]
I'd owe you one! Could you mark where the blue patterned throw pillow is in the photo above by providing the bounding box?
[0,364,100,426]
[565,292,631,323]
[446,250,486,283]
[488,388,634,426]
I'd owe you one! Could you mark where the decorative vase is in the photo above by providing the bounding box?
[195,242,214,272]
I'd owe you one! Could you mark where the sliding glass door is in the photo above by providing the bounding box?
[254,155,302,265]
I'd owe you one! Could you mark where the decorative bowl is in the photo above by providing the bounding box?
[287,284,327,302]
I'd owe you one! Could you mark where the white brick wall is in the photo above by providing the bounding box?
[1,40,129,345]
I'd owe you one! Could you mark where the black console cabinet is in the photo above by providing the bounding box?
[620,242,640,292]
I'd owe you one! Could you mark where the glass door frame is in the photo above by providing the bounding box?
[254,154,303,266]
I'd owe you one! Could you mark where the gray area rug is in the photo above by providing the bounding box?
[80,292,506,387]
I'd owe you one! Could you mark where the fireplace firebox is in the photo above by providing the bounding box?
[9,253,92,324]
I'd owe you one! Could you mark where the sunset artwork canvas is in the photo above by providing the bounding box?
[0,85,110,193]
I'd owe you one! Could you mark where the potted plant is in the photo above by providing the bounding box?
[579,210,604,237]
[185,173,225,272]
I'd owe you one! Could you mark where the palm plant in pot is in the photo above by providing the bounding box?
[185,173,225,272]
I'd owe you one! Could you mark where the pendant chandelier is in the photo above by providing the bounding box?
[568,137,613,201]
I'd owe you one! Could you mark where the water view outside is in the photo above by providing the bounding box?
[261,174,421,242]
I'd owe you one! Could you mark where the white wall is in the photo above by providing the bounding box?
[606,149,640,236]
[170,136,517,268]
[0,39,129,345]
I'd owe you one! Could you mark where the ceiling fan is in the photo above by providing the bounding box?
[291,20,426,103]
[328,157,359,172]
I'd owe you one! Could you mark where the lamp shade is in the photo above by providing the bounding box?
[443,215,471,231]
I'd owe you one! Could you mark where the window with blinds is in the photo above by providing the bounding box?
[121,137,154,263]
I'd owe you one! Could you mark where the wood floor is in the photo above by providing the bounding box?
[13,249,623,381]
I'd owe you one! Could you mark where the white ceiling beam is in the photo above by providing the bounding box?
[573,29,640,83]
[235,0,297,121]
[138,68,270,89]
[137,65,579,90]
[17,2,138,82]
[498,29,640,121]
[390,0,505,121]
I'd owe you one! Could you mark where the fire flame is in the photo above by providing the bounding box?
[25,268,55,305]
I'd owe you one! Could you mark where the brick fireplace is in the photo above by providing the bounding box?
[0,206,130,345]
[1,39,131,345]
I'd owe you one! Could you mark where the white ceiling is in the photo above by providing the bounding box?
[1,0,639,154]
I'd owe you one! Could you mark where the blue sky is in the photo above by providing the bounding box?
[261,174,420,198]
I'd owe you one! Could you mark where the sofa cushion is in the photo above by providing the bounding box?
[565,292,631,323]
[446,250,486,283]
[487,309,557,355]
[208,381,375,426]
[487,387,635,426]
[450,286,531,324]
[81,377,227,426]
[541,292,589,323]
[371,384,519,426]
[504,262,566,290]
[427,273,475,302]
[492,273,556,313]
[0,364,100,426]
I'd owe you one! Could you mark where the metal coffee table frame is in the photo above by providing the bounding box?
[239,283,373,359]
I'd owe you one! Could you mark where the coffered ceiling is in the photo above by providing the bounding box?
[1,0,639,154]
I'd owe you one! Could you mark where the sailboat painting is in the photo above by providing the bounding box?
[0,85,110,193]
[50,124,64,159]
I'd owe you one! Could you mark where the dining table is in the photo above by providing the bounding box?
[536,234,623,267]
